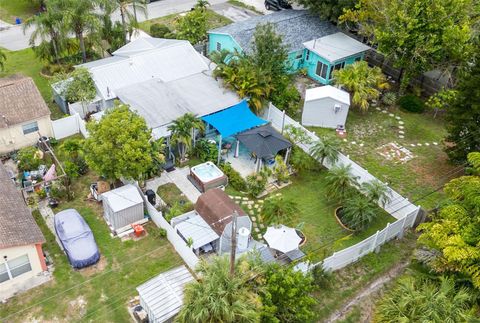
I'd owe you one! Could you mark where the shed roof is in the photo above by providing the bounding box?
[236,124,291,159]
[137,265,194,322]
[101,184,143,213]
[117,73,239,130]
[0,75,51,128]
[209,10,338,53]
[174,211,219,250]
[0,163,45,249]
[305,85,350,105]
[195,188,246,235]
[78,39,209,100]
[303,32,370,63]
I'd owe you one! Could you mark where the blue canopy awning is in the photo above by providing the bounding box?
[202,100,267,138]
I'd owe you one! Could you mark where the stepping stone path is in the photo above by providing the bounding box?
[359,143,364,147]
[417,143,423,146]
[382,110,388,113]
[424,143,430,146]
[351,141,357,145]
[433,142,438,145]
[343,139,348,142]
[399,130,405,135]
[398,121,404,125]
[395,116,401,120]
[242,197,249,201]
[389,113,395,117]
[375,107,381,111]
[254,228,260,233]
[259,224,265,229]
[399,135,404,139]
[399,125,404,129]
[251,217,256,222]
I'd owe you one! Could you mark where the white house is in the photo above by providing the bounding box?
[0,75,53,154]
[301,85,351,129]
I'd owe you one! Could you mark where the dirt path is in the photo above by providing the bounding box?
[324,259,411,323]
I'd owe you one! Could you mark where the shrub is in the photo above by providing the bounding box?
[49,181,69,200]
[398,94,425,113]
[220,162,247,191]
[246,169,270,197]
[36,189,47,199]
[262,194,299,226]
[382,92,397,107]
[150,226,167,239]
[17,147,42,171]
[150,24,172,38]
[273,155,289,183]
[290,147,317,172]
[193,139,218,162]
[340,196,377,231]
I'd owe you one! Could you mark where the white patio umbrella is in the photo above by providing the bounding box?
[264,225,302,254]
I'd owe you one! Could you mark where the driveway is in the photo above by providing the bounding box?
[0,0,228,51]
[210,2,260,22]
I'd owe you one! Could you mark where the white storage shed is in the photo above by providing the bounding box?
[137,265,195,322]
[101,184,144,232]
[301,85,351,129]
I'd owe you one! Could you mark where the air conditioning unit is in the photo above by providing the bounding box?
[334,104,341,114]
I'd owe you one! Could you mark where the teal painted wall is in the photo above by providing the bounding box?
[207,33,243,55]
[303,50,365,84]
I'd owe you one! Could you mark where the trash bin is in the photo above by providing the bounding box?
[145,189,156,206]
[15,17,22,25]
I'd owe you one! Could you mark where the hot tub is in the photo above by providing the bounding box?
[190,162,228,192]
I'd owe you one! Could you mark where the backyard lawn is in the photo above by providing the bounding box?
[310,105,456,210]
[0,48,64,119]
[0,0,38,23]
[0,171,182,322]
[138,10,232,35]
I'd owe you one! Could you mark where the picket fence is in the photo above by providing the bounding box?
[266,103,421,271]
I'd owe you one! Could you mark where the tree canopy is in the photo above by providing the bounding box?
[295,0,356,23]
[83,103,154,182]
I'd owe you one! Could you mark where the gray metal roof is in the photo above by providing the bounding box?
[137,265,195,323]
[101,184,143,213]
[173,211,219,250]
[116,73,239,129]
[303,32,371,63]
[209,10,338,53]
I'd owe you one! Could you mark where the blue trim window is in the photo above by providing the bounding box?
[216,42,221,51]
[306,50,310,61]
[22,121,39,135]
[316,62,328,79]
[295,51,303,59]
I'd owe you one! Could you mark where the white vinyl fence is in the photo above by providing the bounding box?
[266,103,421,272]
[51,113,89,140]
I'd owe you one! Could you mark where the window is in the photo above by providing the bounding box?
[216,42,221,52]
[295,51,303,59]
[305,50,310,61]
[315,62,328,79]
[354,56,362,62]
[0,254,32,284]
[22,121,39,135]
[330,62,346,79]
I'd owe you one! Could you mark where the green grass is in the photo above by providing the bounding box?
[0,48,64,120]
[313,232,417,321]
[0,171,182,322]
[157,182,193,211]
[138,10,232,35]
[309,105,456,210]
[0,0,38,23]
[276,169,395,259]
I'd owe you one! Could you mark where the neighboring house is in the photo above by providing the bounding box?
[207,10,370,84]
[53,37,240,139]
[0,163,48,300]
[301,85,351,129]
[0,75,53,154]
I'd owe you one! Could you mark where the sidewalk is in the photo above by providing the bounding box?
[146,167,201,204]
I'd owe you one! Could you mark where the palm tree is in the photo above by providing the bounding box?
[177,256,261,323]
[0,48,6,71]
[325,164,358,202]
[181,112,205,148]
[310,136,340,167]
[168,113,203,161]
[341,196,377,231]
[333,61,389,112]
[63,0,102,63]
[111,0,148,44]
[360,179,392,207]
[375,276,476,322]
[262,195,299,226]
[23,3,66,64]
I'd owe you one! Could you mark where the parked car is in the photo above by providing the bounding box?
[54,209,100,269]
[265,0,292,10]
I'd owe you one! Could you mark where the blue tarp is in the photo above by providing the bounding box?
[202,100,267,138]
[54,209,100,269]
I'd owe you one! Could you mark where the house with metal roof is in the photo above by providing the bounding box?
[0,75,53,154]
[0,163,48,300]
[207,10,370,84]
[136,265,195,323]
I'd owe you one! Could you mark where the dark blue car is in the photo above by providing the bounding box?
[54,209,100,269]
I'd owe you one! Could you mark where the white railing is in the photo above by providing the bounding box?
[267,103,421,272]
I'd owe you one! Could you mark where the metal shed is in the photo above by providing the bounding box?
[301,85,351,129]
[101,184,144,232]
[137,265,195,322]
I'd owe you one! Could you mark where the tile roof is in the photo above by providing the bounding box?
[209,10,338,53]
[0,75,51,129]
[0,163,45,249]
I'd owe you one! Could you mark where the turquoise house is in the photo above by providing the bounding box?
[208,10,370,85]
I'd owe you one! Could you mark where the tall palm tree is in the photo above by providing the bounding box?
[168,113,203,162]
[375,276,476,322]
[310,136,340,167]
[63,0,102,63]
[325,164,358,202]
[341,196,377,231]
[23,3,66,64]
[181,112,205,148]
[360,179,392,207]
[111,0,148,44]
[333,61,389,112]
[177,256,261,323]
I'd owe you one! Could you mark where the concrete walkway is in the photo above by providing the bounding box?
[38,200,64,251]
[146,166,201,204]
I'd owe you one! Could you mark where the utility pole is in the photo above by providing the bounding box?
[229,210,238,277]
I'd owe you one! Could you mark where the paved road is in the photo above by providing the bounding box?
[0,0,229,51]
